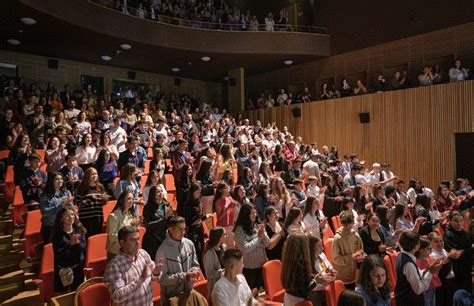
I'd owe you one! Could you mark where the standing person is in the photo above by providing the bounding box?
[214,182,237,248]
[183,183,206,268]
[75,133,97,170]
[45,137,68,172]
[20,153,47,209]
[331,210,365,289]
[96,149,118,197]
[394,231,443,306]
[156,216,207,304]
[281,233,324,306]
[211,249,259,306]
[203,227,226,296]
[104,226,164,306]
[414,239,436,306]
[358,213,387,257]
[448,59,469,82]
[76,167,109,237]
[356,255,391,306]
[308,236,337,306]
[443,210,471,291]
[142,186,173,259]
[40,172,73,244]
[106,191,141,262]
[59,155,84,195]
[51,206,87,294]
[176,163,194,217]
[115,163,140,200]
[196,159,216,215]
[264,206,286,261]
[233,204,270,291]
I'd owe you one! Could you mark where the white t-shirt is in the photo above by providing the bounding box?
[212,275,258,306]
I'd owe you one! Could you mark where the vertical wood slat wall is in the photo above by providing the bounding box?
[243,81,474,190]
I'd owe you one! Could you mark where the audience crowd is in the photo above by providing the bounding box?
[249,58,472,109]
[0,76,472,306]
[97,0,290,32]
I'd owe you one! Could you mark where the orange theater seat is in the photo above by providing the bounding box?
[144,159,151,175]
[263,260,283,301]
[324,238,334,264]
[164,174,176,192]
[0,149,8,160]
[147,148,153,159]
[102,200,117,231]
[75,278,111,306]
[39,243,55,301]
[13,186,27,224]
[5,165,15,200]
[384,254,396,292]
[36,149,46,163]
[322,226,334,241]
[331,216,341,231]
[167,193,177,212]
[139,226,146,248]
[140,175,148,193]
[24,209,43,258]
[324,280,345,306]
[152,280,161,306]
[84,234,108,278]
[296,301,313,306]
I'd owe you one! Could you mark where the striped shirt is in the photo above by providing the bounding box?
[76,186,106,221]
[233,226,270,269]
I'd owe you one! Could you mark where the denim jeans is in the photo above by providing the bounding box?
[424,287,436,306]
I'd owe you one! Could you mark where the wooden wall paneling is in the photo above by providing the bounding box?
[277,68,290,92]
[408,36,425,82]
[242,81,474,190]
[367,46,383,91]
[315,57,336,79]
[455,23,474,67]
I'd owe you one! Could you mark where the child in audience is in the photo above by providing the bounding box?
[356,255,391,306]
[394,231,442,306]
[414,238,436,306]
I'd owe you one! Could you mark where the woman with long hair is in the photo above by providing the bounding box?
[356,255,391,306]
[106,191,140,261]
[308,235,337,306]
[270,177,292,219]
[183,183,206,267]
[214,182,237,248]
[142,185,173,258]
[203,227,226,294]
[258,161,272,186]
[264,206,286,261]
[392,203,423,233]
[114,163,140,200]
[358,213,387,257]
[40,172,73,243]
[52,111,71,133]
[303,196,328,238]
[324,174,345,231]
[196,159,216,215]
[96,149,117,197]
[10,133,33,185]
[231,185,251,220]
[176,163,194,217]
[97,133,119,160]
[375,205,397,248]
[217,143,235,180]
[76,111,91,135]
[239,167,256,199]
[284,207,307,235]
[233,204,269,290]
[51,206,87,293]
[221,168,235,190]
[149,148,166,182]
[76,167,109,237]
[281,232,322,305]
[45,136,68,172]
[75,133,96,170]
[142,170,167,204]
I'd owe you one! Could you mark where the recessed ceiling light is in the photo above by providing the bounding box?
[171,67,180,72]
[120,44,132,50]
[101,55,112,61]
[20,17,37,25]
[18,29,23,33]
[223,76,229,81]
[283,60,293,65]
[201,56,211,62]
[7,39,21,46]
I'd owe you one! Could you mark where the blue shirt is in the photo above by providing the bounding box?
[356,285,390,306]
[40,190,72,226]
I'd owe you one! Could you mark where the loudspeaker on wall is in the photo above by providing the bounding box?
[174,78,181,86]
[48,59,58,69]
[359,112,370,123]
[292,108,301,118]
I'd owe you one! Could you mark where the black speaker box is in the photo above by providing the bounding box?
[127,71,136,80]
[174,78,181,86]
[48,59,58,69]
[229,78,236,86]
[292,108,301,118]
[359,112,370,123]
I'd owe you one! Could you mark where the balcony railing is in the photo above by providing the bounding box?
[89,0,328,34]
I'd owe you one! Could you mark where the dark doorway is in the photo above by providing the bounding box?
[455,133,474,183]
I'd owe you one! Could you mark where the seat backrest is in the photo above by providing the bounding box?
[102,201,117,225]
[152,280,161,303]
[25,209,42,234]
[40,243,54,275]
[324,238,334,264]
[164,174,176,191]
[296,301,313,306]
[75,278,111,306]
[262,259,283,300]
[331,216,341,231]
[384,255,396,292]
[333,280,345,305]
[322,226,334,241]
[85,234,108,277]
[324,283,336,306]
[138,227,146,248]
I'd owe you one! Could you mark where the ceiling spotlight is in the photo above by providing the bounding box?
[101,55,112,61]
[120,44,132,50]
[171,67,180,72]
[7,39,21,46]
[201,56,211,62]
[116,50,122,54]
[223,76,229,81]
[283,60,293,66]
[19,29,23,33]
[20,17,37,25]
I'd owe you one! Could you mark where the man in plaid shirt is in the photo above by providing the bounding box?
[104,226,164,306]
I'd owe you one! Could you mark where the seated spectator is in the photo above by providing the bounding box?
[332,210,365,288]
[211,248,259,306]
[40,172,73,244]
[449,59,470,82]
[281,232,324,305]
[292,178,307,208]
[51,206,87,294]
[63,99,80,123]
[358,213,387,257]
[339,78,352,97]
[353,80,367,95]
[338,290,366,306]
[233,204,269,290]
[20,153,47,209]
[320,83,334,100]
[308,235,337,306]
[156,216,206,303]
[96,149,118,197]
[356,255,391,306]
[400,70,412,88]
[374,74,386,92]
[431,64,443,84]
[391,71,403,90]
[395,231,442,306]
[203,227,226,295]
[418,66,434,87]
[413,194,439,235]
[76,167,109,237]
[106,191,141,262]
[142,185,173,258]
[104,226,163,306]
